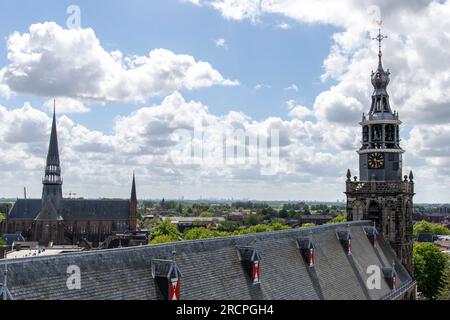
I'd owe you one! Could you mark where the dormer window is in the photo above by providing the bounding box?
[151,259,182,300]
[382,267,397,290]
[363,226,379,248]
[297,238,315,267]
[336,230,352,255]
[237,246,261,285]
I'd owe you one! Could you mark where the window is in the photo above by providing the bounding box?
[336,230,352,255]
[151,259,182,301]
[393,162,399,171]
[297,238,315,267]
[237,246,261,285]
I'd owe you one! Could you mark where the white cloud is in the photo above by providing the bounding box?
[284,84,299,92]
[254,83,271,90]
[0,94,363,201]
[287,100,313,119]
[0,22,238,103]
[214,38,228,48]
[184,0,450,202]
[44,97,90,114]
[275,22,291,30]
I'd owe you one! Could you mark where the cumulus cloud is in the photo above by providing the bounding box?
[0,22,238,103]
[184,0,450,202]
[287,100,313,119]
[0,93,362,200]
[44,97,90,114]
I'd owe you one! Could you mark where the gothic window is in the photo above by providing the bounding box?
[363,126,369,143]
[372,125,382,142]
[385,125,395,142]
[368,201,382,229]
[382,97,388,112]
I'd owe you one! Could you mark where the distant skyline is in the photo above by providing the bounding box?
[1,1,450,203]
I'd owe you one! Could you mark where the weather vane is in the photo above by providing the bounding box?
[373,20,388,58]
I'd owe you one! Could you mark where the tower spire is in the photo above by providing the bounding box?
[47,101,60,166]
[372,20,388,66]
[36,100,63,222]
[131,171,137,202]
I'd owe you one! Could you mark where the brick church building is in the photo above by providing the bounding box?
[0,106,138,246]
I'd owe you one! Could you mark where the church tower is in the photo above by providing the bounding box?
[346,24,414,272]
[34,102,64,244]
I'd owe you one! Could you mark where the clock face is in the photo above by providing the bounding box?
[368,153,385,169]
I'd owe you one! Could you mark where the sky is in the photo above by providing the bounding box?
[0,0,449,203]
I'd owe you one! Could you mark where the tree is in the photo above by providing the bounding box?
[414,243,449,300]
[279,209,289,219]
[216,221,238,232]
[244,215,260,226]
[301,223,316,228]
[200,211,213,217]
[150,235,178,245]
[184,228,230,240]
[0,212,4,223]
[327,214,348,224]
[303,206,311,215]
[150,218,181,242]
[269,222,290,231]
[413,221,450,237]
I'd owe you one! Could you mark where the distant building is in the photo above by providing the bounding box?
[0,107,137,246]
[169,217,226,232]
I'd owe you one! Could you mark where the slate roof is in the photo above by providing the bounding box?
[1,234,25,246]
[8,199,130,221]
[0,221,415,300]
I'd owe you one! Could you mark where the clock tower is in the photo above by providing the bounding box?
[346,24,415,273]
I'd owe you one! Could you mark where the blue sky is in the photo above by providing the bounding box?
[0,0,334,132]
[0,1,449,202]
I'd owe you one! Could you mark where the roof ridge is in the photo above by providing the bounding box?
[0,221,372,265]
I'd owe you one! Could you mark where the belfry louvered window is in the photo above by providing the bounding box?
[151,259,182,300]
[336,230,352,255]
[297,238,315,267]
[237,246,261,285]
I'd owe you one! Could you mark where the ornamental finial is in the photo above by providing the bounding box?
[372,20,388,63]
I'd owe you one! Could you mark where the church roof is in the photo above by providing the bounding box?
[0,221,415,300]
[8,198,131,221]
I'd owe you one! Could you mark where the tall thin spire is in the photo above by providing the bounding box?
[46,101,60,166]
[131,171,137,202]
[37,100,63,222]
